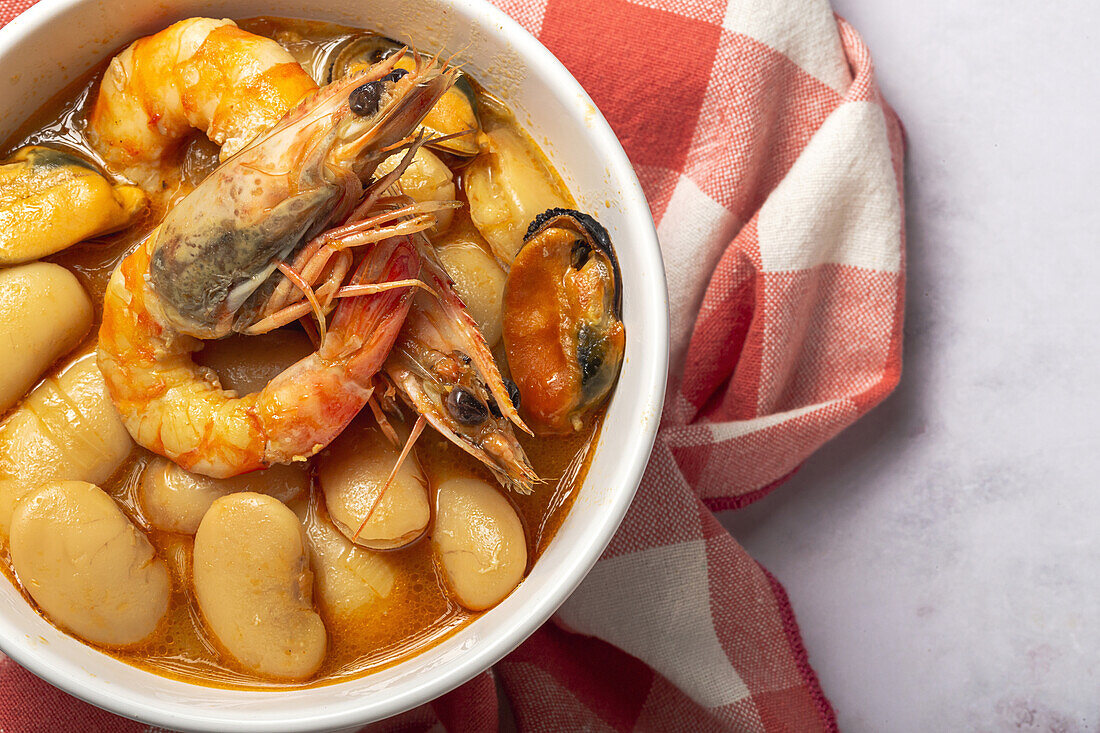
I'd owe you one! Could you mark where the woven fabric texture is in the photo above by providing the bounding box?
[0,0,905,730]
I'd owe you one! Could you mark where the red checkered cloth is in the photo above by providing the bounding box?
[0,0,904,730]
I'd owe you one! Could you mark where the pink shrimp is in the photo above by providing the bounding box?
[97,54,457,477]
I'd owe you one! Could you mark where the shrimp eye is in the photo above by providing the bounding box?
[486,379,520,419]
[505,379,521,410]
[446,387,489,426]
[383,68,409,84]
[349,80,384,116]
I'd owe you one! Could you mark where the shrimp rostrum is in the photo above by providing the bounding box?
[98,53,457,478]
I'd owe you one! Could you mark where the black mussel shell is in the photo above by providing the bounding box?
[327,34,404,83]
[12,145,98,172]
[523,208,622,317]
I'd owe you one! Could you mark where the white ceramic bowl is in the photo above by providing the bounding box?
[0,1,668,730]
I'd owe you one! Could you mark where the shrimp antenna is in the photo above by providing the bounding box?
[277,261,327,346]
[368,397,401,446]
[352,414,428,541]
[334,278,436,299]
[351,131,429,221]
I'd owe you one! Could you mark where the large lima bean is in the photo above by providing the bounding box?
[9,481,170,646]
[0,351,133,538]
[435,227,508,346]
[464,125,568,264]
[291,495,398,622]
[432,477,527,611]
[375,147,456,235]
[318,420,430,550]
[0,262,93,415]
[141,457,307,534]
[193,493,326,681]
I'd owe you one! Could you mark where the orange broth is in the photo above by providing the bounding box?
[0,16,599,689]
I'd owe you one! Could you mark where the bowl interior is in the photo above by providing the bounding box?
[0,0,668,730]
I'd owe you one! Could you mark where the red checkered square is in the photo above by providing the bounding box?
[683,30,840,219]
[539,0,722,171]
[759,265,902,413]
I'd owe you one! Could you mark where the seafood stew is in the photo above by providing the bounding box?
[0,16,623,688]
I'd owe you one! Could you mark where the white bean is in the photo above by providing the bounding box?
[140,456,307,534]
[0,351,133,538]
[375,147,456,235]
[9,481,169,646]
[193,493,326,681]
[464,126,568,263]
[0,262,93,415]
[432,477,527,611]
[318,420,429,550]
[436,231,507,346]
[291,495,398,622]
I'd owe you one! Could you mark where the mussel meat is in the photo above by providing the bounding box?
[0,146,146,265]
[328,34,481,157]
[502,209,625,434]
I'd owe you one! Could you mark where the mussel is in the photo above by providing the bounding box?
[502,209,625,434]
[0,146,146,265]
[328,34,481,158]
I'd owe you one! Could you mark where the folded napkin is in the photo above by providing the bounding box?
[0,0,904,729]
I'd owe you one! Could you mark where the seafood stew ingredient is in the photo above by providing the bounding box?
[10,481,170,646]
[98,228,418,479]
[88,18,318,185]
[318,420,430,550]
[193,493,327,681]
[464,126,569,263]
[375,148,457,235]
[327,35,481,157]
[432,477,527,611]
[0,262,93,414]
[503,209,625,434]
[435,231,508,346]
[0,146,146,264]
[141,457,308,535]
[0,352,133,537]
[293,495,399,621]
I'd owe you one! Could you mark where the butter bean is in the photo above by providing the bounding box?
[0,263,93,415]
[317,420,429,550]
[464,126,569,264]
[436,231,507,346]
[0,351,133,537]
[291,496,398,621]
[9,481,169,646]
[193,493,326,681]
[141,456,307,534]
[375,147,456,235]
[432,477,527,611]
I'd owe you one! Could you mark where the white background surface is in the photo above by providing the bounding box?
[719,1,1100,730]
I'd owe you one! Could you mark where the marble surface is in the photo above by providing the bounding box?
[718,1,1100,730]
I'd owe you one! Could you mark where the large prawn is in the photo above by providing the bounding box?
[98,52,455,479]
[88,18,319,187]
[384,233,538,494]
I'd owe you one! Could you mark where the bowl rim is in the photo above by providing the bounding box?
[0,0,670,729]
